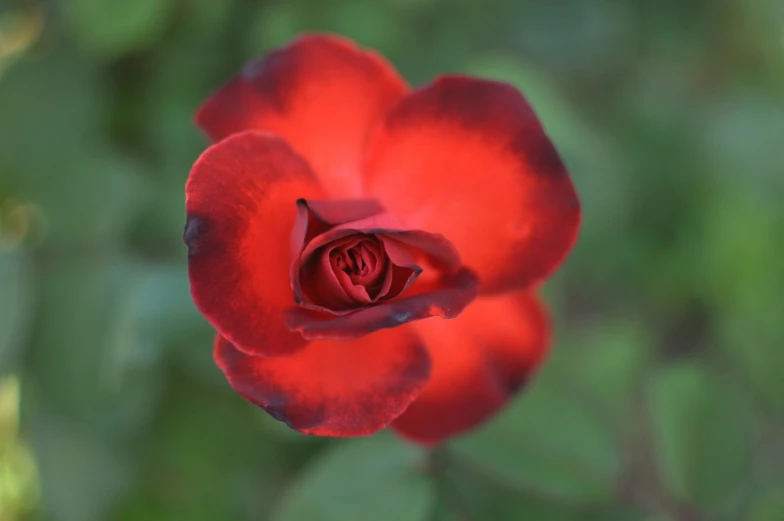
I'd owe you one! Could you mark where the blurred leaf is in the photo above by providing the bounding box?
[444,464,582,521]
[180,0,235,38]
[43,147,148,242]
[750,486,784,521]
[445,461,650,521]
[0,51,104,176]
[699,91,784,191]
[0,250,35,374]
[155,375,284,473]
[320,0,405,51]
[0,376,39,519]
[697,189,784,408]
[503,1,635,78]
[140,0,237,152]
[452,381,621,505]
[105,261,225,396]
[552,318,653,418]
[28,256,162,442]
[0,376,21,443]
[25,402,133,521]
[137,377,285,521]
[113,494,174,521]
[65,0,175,58]
[0,437,39,519]
[647,363,751,512]
[429,501,456,521]
[111,263,206,355]
[245,2,307,53]
[128,265,224,385]
[0,52,146,242]
[585,509,663,521]
[273,435,435,521]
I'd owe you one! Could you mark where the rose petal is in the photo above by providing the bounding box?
[364,76,581,293]
[378,232,460,274]
[331,254,373,304]
[346,239,385,284]
[291,198,386,255]
[196,34,407,197]
[213,327,431,437]
[285,268,479,341]
[185,131,323,357]
[298,239,359,312]
[298,212,399,260]
[391,291,550,444]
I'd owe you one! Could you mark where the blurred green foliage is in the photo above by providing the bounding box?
[1,0,783,519]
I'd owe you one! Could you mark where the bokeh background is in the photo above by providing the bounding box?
[1,0,783,520]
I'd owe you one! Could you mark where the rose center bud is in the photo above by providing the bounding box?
[329,237,387,298]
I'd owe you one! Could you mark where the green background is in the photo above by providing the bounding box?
[1,0,783,520]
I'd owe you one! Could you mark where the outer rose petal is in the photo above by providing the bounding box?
[363,76,581,293]
[391,291,550,444]
[378,233,460,274]
[213,328,431,436]
[197,34,407,197]
[285,268,479,340]
[184,131,323,357]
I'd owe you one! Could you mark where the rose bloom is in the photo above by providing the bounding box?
[184,34,580,444]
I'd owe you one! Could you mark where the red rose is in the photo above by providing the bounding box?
[184,34,580,444]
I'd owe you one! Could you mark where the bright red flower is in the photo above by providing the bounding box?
[185,34,580,444]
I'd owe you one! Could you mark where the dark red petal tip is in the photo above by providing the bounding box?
[285,268,479,341]
[364,75,581,293]
[196,34,408,197]
[392,291,551,444]
[185,131,324,357]
[214,327,431,436]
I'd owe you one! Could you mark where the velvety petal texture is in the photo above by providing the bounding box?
[185,131,323,357]
[364,76,581,294]
[392,291,550,444]
[214,327,431,436]
[197,34,407,197]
